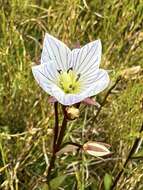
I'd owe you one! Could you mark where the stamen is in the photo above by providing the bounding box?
[58,69,81,94]
[76,73,81,81]
[69,84,72,88]
[57,69,62,74]
[67,67,73,73]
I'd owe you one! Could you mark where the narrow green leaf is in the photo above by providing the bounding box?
[104,173,112,190]
[133,150,143,158]
[50,175,66,189]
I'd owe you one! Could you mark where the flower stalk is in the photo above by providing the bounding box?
[53,102,59,149]
[47,102,59,181]
[56,114,68,151]
[47,104,68,181]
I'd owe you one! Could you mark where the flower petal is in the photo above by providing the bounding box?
[32,63,109,106]
[51,69,109,105]
[83,69,107,85]
[51,85,87,105]
[71,40,102,75]
[83,69,110,97]
[41,33,71,71]
[32,62,57,96]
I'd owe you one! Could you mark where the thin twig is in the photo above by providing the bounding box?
[111,123,143,189]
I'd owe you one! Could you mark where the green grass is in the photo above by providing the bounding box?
[0,0,143,189]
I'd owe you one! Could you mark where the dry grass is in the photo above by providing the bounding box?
[0,0,143,189]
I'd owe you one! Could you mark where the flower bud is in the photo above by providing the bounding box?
[82,97,100,108]
[56,145,78,156]
[48,96,57,103]
[66,106,80,120]
[83,141,111,157]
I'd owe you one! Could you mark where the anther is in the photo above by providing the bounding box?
[76,73,81,81]
[57,69,62,74]
[67,67,73,73]
[69,84,73,88]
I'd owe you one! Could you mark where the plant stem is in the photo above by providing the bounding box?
[47,102,59,181]
[47,105,68,181]
[56,114,68,151]
[53,102,59,148]
[111,123,143,189]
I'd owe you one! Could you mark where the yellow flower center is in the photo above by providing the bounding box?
[58,69,81,94]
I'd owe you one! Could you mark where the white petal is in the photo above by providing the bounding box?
[32,62,57,96]
[32,64,109,105]
[41,33,71,71]
[68,48,80,69]
[71,40,102,75]
[51,70,109,106]
[83,69,110,97]
[51,85,86,105]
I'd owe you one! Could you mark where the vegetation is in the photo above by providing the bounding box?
[0,0,143,189]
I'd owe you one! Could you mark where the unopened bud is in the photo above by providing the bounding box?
[66,106,80,120]
[83,141,111,157]
[48,96,57,103]
[56,145,78,156]
[82,97,100,108]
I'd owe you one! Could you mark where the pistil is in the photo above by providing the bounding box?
[58,69,81,94]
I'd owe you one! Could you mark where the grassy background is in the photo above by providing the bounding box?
[0,0,143,189]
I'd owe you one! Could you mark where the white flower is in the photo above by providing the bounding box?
[32,33,110,105]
